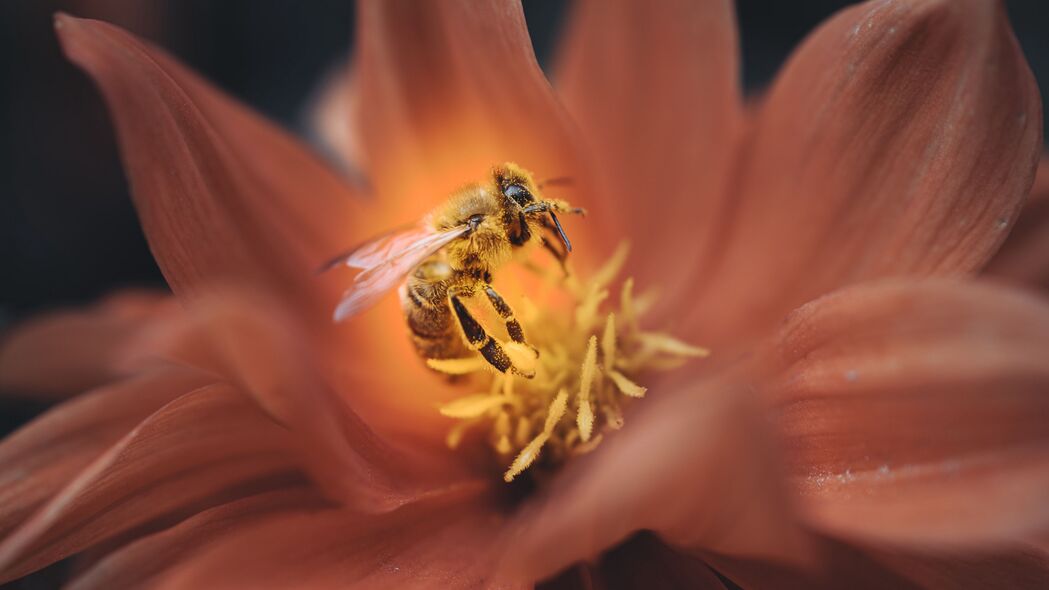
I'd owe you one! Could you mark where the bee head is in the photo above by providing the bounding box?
[492,163,576,253]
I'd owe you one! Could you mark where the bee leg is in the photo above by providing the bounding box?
[539,234,570,276]
[450,295,534,378]
[483,285,538,358]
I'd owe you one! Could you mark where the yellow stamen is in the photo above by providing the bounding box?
[638,333,712,357]
[608,369,647,398]
[437,243,708,481]
[428,356,487,375]
[438,394,509,419]
[505,387,568,482]
[601,313,617,371]
[577,335,598,442]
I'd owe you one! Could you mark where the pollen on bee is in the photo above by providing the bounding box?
[431,243,709,482]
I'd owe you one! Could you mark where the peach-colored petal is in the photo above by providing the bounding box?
[986,155,1049,291]
[0,291,177,399]
[352,0,590,231]
[0,382,300,582]
[707,537,1049,590]
[153,492,524,590]
[763,279,1049,547]
[55,14,363,322]
[504,369,808,582]
[554,0,743,309]
[0,368,210,544]
[68,488,327,590]
[691,0,1043,343]
[307,62,364,177]
[136,289,484,509]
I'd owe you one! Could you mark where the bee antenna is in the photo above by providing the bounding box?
[538,176,574,189]
[549,211,572,253]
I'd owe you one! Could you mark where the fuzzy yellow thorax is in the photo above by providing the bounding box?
[430,243,709,482]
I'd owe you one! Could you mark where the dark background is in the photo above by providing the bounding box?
[1,0,1047,427]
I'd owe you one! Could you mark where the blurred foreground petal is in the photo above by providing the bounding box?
[153,492,522,590]
[0,382,300,582]
[505,370,807,581]
[135,289,484,509]
[0,291,176,399]
[0,369,210,545]
[68,488,328,590]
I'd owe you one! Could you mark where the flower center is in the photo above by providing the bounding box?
[430,243,709,482]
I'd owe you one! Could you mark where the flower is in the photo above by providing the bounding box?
[2,0,1049,588]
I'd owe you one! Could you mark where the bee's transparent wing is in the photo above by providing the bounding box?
[332,225,469,321]
[320,222,428,272]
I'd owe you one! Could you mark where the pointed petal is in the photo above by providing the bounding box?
[152,492,521,590]
[352,0,589,231]
[0,291,177,399]
[68,488,327,590]
[504,370,809,582]
[986,155,1049,291]
[55,15,363,318]
[692,0,1043,342]
[0,382,300,582]
[763,279,1049,547]
[554,0,743,307]
[0,368,211,544]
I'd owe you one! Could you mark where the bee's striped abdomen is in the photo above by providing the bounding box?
[401,261,467,362]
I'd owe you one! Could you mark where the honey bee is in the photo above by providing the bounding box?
[323,163,583,377]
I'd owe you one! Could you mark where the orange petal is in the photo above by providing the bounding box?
[763,279,1049,547]
[0,368,210,545]
[55,14,364,321]
[138,289,483,509]
[352,0,590,231]
[0,291,177,399]
[691,0,1043,343]
[151,491,520,589]
[68,488,327,590]
[0,382,300,582]
[503,369,809,582]
[554,0,743,308]
[986,155,1049,292]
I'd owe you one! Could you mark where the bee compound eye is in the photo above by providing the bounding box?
[503,184,531,206]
